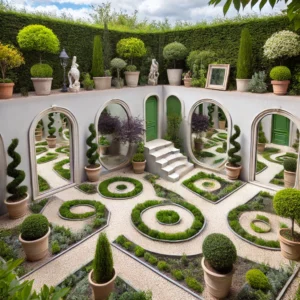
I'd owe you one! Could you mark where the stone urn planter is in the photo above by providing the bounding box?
[219,120,226,130]
[31,78,53,95]
[19,227,51,262]
[202,258,234,298]
[257,143,265,153]
[85,164,101,182]
[284,170,296,188]
[183,78,192,87]
[271,80,290,95]
[132,160,146,174]
[167,69,182,86]
[125,72,140,87]
[4,193,29,219]
[225,163,242,180]
[278,228,300,261]
[35,131,42,141]
[0,82,14,99]
[93,77,112,90]
[194,139,202,152]
[236,79,250,92]
[46,137,56,148]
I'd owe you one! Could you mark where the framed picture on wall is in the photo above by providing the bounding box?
[205,64,230,91]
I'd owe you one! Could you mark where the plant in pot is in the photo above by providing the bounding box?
[248,71,267,93]
[257,123,268,153]
[202,233,237,298]
[89,232,116,300]
[207,104,215,134]
[19,214,50,261]
[191,113,209,152]
[236,28,252,92]
[269,66,292,95]
[110,58,127,88]
[82,73,94,90]
[116,37,146,88]
[273,188,300,261]
[85,123,101,182]
[182,71,192,87]
[132,142,146,174]
[0,42,25,99]
[218,108,226,130]
[17,24,60,96]
[98,136,110,155]
[4,139,28,219]
[163,42,188,86]
[225,125,242,180]
[283,158,297,188]
[46,113,56,148]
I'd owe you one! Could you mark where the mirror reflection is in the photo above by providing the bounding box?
[191,103,228,168]
[35,113,72,194]
[255,114,299,188]
[98,103,130,169]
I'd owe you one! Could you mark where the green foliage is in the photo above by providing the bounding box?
[47,113,56,138]
[157,261,170,272]
[82,73,94,90]
[21,214,49,241]
[134,246,145,257]
[126,64,137,72]
[6,138,27,201]
[94,233,114,284]
[165,113,182,149]
[30,63,53,78]
[207,104,215,128]
[156,210,180,224]
[248,71,267,93]
[163,42,188,68]
[185,277,203,293]
[136,141,145,153]
[116,184,127,190]
[51,240,61,254]
[38,175,50,192]
[37,152,58,164]
[86,123,99,166]
[202,233,237,273]
[171,269,184,281]
[53,159,70,180]
[78,183,97,194]
[99,135,110,146]
[237,28,252,79]
[258,123,268,144]
[110,57,127,79]
[228,124,241,167]
[91,35,104,77]
[284,158,297,172]
[30,198,49,213]
[144,252,158,265]
[246,269,270,290]
[132,153,145,162]
[270,66,291,81]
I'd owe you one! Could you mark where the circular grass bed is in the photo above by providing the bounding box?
[156,210,180,225]
[59,200,105,220]
[116,184,127,191]
[99,177,143,199]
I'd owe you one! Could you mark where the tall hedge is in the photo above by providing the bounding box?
[91,35,104,77]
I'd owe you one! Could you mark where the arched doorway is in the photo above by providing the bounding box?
[166,95,181,117]
[146,96,158,141]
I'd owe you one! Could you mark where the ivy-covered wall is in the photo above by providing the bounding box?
[0,11,297,91]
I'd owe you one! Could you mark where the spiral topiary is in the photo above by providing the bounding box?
[208,104,215,128]
[48,113,56,138]
[6,139,28,201]
[86,123,99,167]
[228,125,241,167]
[21,214,49,241]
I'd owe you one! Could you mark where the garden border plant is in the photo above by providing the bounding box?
[76,183,98,194]
[53,158,70,180]
[36,152,58,164]
[156,210,181,225]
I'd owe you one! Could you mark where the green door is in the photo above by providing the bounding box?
[167,96,181,117]
[146,96,158,141]
[271,114,290,146]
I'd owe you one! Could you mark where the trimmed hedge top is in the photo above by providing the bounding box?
[21,214,49,241]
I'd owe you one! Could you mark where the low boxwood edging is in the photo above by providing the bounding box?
[99,176,143,199]
[37,152,59,164]
[53,159,70,180]
[36,147,47,155]
[156,210,180,225]
[131,200,205,242]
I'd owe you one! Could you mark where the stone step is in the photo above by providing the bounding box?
[150,146,179,160]
[168,162,194,182]
[162,159,188,176]
[145,139,173,154]
[156,153,186,168]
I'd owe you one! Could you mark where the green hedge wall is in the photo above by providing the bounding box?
[0,11,297,91]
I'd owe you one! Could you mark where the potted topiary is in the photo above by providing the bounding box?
[110,58,127,88]
[225,125,242,180]
[269,66,292,95]
[236,28,252,92]
[218,108,226,130]
[257,123,268,153]
[273,188,300,261]
[17,24,60,96]
[191,113,209,151]
[207,104,215,134]
[163,42,188,86]
[89,233,116,300]
[283,158,297,188]
[132,142,146,173]
[19,214,50,261]
[4,139,28,219]
[0,42,25,99]
[98,136,110,156]
[85,124,101,182]
[202,233,237,298]
[116,37,146,87]
[46,113,56,148]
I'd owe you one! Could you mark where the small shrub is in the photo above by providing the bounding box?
[270,66,291,81]
[126,65,137,72]
[144,252,158,265]
[258,123,268,144]
[110,58,127,80]
[21,214,49,241]
[171,269,184,281]
[51,240,61,254]
[116,235,127,246]
[99,136,110,146]
[246,269,270,290]
[248,71,267,93]
[157,261,170,272]
[156,210,180,224]
[136,142,145,153]
[185,277,203,293]
[181,253,188,266]
[163,42,188,68]
[30,64,53,78]
[123,241,133,251]
[134,246,145,257]
[132,153,145,162]
[82,73,94,90]
[283,158,297,172]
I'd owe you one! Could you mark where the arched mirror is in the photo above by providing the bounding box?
[189,100,231,170]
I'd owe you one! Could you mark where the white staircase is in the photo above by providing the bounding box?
[145,139,194,182]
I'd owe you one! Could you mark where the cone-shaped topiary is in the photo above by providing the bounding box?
[86,123,99,167]
[93,232,114,283]
[237,28,252,79]
[6,139,28,201]
[208,104,215,128]
[91,35,104,77]
[228,125,241,167]
[48,113,56,138]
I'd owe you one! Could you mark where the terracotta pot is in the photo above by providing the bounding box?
[284,170,296,188]
[46,137,56,148]
[31,78,53,95]
[89,269,117,300]
[132,160,146,174]
[93,77,112,90]
[98,145,109,156]
[257,143,265,153]
[35,131,42,141]
[85,164,101,182]
[225,163,242,180]
[0,82,14,99]
[271,80,290,95]
[4,193,29,219]
[167,69,182,86]
[236,79,251,92]
[125,72,140,87]
[183,78,192,87]
[202,258,234,298]
[219,120,226,130]
[19,228,50,262]
[194,140,202,152]
[278,228,300,261]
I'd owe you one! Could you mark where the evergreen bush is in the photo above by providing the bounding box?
[110,58,127,83]
[237,28,252,79]
[246,269,270,290]
[30,64,53,78]
[258,123,268,144]
[248,71,267,93]
[208,104,215,128]
[284,158,297,172]
[93,233,114,284]
[163,42,188,68]
[91,35,104,77]
[86,123,99,167]
[270,66,291,81]
[228,125,241,167]
[21,214,49,241]
[82,73,94,90]
[47,113,56,138]
[132,153,145,162]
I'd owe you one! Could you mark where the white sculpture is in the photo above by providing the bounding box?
[68,56,80,92]
[148,59,159,86]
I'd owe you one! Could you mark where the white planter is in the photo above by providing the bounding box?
[31,78,53,95]
[93,77,112,90]
[125,72,140,87]
[236,79,250,92]
[167,69,182,86]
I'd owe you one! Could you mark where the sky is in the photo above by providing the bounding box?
[8,0,288,24]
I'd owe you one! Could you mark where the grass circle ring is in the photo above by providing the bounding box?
[99,176,143,199]
[156,209,181,225]
[116,184,127,191]
[250,219,271,233]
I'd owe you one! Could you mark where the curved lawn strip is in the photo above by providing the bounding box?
[77,183,97,194]
[55,146,70,154]
[53,159,71,180]
[37,152,59,164]
[38,175,50,192]
[276,152,297,162]
[217,133,227,140]
[256,160,267,174]
[36,147,47,155]
[35,141,47,146]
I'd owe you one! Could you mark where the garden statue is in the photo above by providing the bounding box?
[148,59,159,85]
[68,56,80,92]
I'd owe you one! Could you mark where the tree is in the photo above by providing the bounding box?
[237,28,252,79]
[91,35,104,77]
[228,125,241,167]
